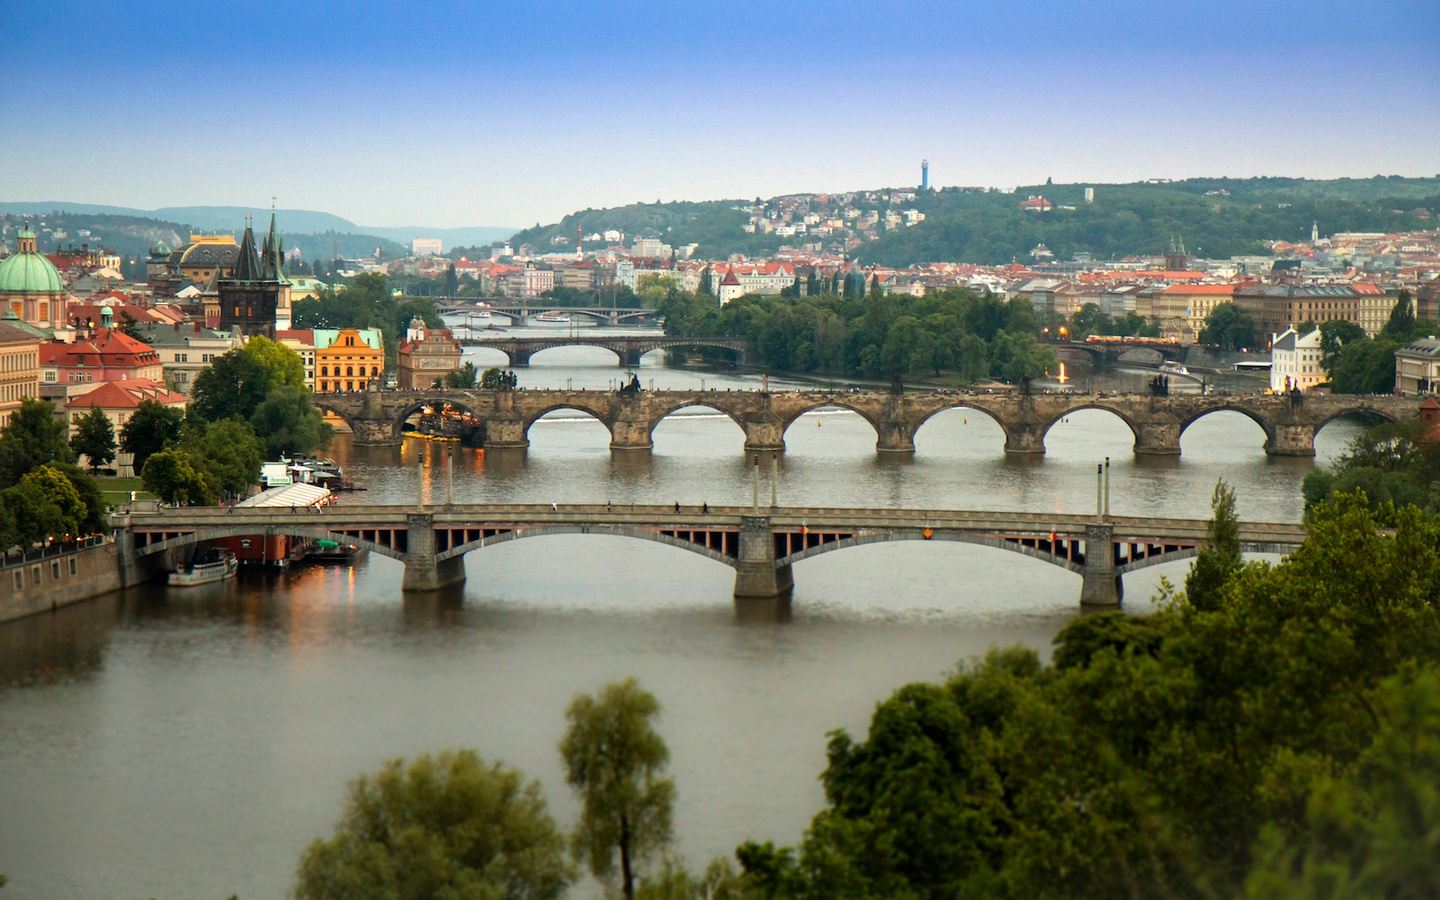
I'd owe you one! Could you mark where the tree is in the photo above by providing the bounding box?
[18,465,87,537]
[1319,319,1366,371]
[189,349,272,422]
[182,418,264,498]
[1382,289,1416,340]
[119,400,184,475]
[70,407,116,474]
[697,267,713,297]
[1199,301,1257,351]
[443,263,459,297]
[118,311,147,342]
[242,335,308,391]
[445,362,479,389]
[249,386,333,458]
[561,678,676,900]
[0,397,75,486]
[294,749,574,900]
[140,447,215,506]
[1329,337,1400,394]
[1185,479,1242,611]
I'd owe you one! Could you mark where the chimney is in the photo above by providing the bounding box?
[194,321,201,335]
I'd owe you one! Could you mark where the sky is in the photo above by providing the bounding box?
[2,0,1437,229]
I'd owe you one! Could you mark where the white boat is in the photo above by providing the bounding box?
[169,549,238,587]
[469,303,493,323]
[1159,361,1189,376]
[534,310,571,325]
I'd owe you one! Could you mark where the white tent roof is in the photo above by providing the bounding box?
[237,483,332,508]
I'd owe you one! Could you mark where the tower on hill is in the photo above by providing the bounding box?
[921,159,929,192]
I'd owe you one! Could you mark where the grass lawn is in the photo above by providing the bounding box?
[95,476,156,507]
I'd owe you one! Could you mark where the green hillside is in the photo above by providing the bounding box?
[860,177,1440,265]
[507,200,783,259]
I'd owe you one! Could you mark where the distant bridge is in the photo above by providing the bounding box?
[435,300,659,326]
[313,387,1417,458]
[456,334,754,367]
[112,503,1309,604]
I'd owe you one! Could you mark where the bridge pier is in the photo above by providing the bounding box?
[1134,421,1181,456]
[621,349,645,367]
[1266,424,1316,457]
[734,515,793,600]
[742,411,786,453]
[610,417,654,451]
[481,408,529,449]
[402,514,467,591]
[1080,523,1123,607]
[509,349,532,367]
[876,419,915,454]
[1003,424,1047,457]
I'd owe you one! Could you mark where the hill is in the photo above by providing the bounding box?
[507,200,783,259]
[857,176,1440,265]
[0,202,512,253]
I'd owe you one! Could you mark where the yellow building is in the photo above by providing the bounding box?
[0,320,41,428]
[315,327,384,393]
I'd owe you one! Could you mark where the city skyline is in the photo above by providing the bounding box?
[3,0,1437,230]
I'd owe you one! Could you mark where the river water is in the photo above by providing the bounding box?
[0,330,1361,898]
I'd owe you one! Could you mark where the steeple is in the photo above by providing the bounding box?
[262,209,285,280]
[234,218,264,281]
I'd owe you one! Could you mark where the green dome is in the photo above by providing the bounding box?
[0,249,64,295]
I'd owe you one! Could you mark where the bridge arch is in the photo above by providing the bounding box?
[779,401,884,438]
[909,403,1013,453]
[1312,403,1400,434]
[649,401,747,434]
[1038,403,1143,451]
[522,404,614,443]
[392,397,489,440]
[775,530,1084,573]
[435,525,739,567]
[312,398,360,434]
[1177,404,1276,449]
[526,343,624,366]
[133,525,408,561]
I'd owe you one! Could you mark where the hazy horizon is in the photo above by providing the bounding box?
[4,0,1436,230]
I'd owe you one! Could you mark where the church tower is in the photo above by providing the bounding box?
[218,217,284,338]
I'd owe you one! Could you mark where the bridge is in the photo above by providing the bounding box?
[110,503,1308,605]
[436,301,659,326]
[314,387,1417,457]
[456,334,755,367]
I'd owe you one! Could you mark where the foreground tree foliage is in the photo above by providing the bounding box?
[189,338,331,459]
[70,407,116,474]
[119,399,184,475]
[561,678,676,900]
[1302,419,1440,513]
[295,749,573,900]
[734,492,1440,897]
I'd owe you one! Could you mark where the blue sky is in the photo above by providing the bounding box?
[3,0,1436,228]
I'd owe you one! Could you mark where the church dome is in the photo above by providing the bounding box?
[0,229,64,295]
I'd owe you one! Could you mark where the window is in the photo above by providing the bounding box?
[319,366,328,377]
[31,565,40,585]
[12,570,20,589]
[69,557,77,576]
[202,354,213,363]
[176,353,188,363]
[346,366,354,376]
[51,561,60,579]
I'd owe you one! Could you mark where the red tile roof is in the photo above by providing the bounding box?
[66,378,185,411]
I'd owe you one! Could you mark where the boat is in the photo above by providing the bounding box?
[534,310,571,325]
[169,549,238,587]
[305,539,366,565]
[1159,361,1189,377]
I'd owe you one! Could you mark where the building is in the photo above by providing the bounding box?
[0,321,41,428]
[1395,336,1440,396]
[1019,196,1053,213]
[397,317,462,388]
[149,234,240,298]
[1269,327,1326,392]
[410,238,443,257]
[1160,284,1237,343]
[65,379,187,476]
[275,329,319,388]
[217,215,291,338]
[136,322,240,395]
[1234,285,1393,346]
[0,227,67,329]
[40,327,164,392]
[314,327,384,393]
[717,269,745,304]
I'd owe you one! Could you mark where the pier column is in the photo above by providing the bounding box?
[610,416,654,451]
[1080,523,1123,607]
[743,411,786,453]
[1266,424,1316,457]
[509,349,532,367]
[875,419,915,454]
[402,514,466,591]
[1003,423,1047,457]
[482,412,529,449]
[733,515,793,600]
[621,348,645,367]
[1134,421,1181,456]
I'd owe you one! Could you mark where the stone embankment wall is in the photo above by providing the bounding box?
[0,539,124,625]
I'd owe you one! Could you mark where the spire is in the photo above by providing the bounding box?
[263,210,284,280]
[234,222,263,281]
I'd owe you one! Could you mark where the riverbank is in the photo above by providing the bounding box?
[0,537,123,624]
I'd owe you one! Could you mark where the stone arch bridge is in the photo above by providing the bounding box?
[437,303,660,326]
[112,503,1307,605]
[315,388,1417,457]
[457,334,753,367]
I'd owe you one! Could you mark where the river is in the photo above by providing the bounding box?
[0,332,1361,898]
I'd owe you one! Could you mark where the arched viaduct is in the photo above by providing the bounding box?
[315,388,1418,458]
[112,504,1308,606]
[457,335,754,367]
